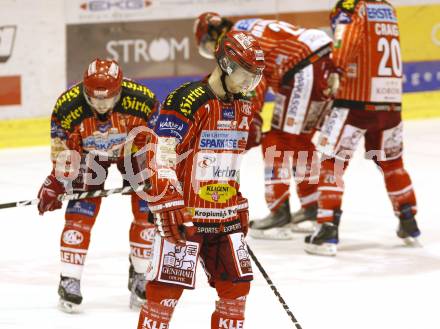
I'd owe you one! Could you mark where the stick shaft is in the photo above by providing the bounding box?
[247,246,303,329]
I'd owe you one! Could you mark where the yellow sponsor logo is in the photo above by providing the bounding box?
[341,0,356,11]
[54,85,81,113]
[198,183,237,203]
[122,80,155,99]
[121,96,153,116]
[179,86,206,117]
[60,105,84,130]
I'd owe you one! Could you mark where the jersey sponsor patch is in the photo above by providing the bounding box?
[147,237,200,288]
[188,205,239,220]
[138,199,150,213]
[198,183,237,203]
[370,77,402,103]
[82,131,127,152]
[366,3,397,23]
[62,230,84,245]
[155,114,189,142]
[228,232,253,277]
[199,130,248,150]
[217,120,238,130]
[331,10,352,31]
[234,18,259,32]
[381,122,403,160]
[66,200,96,217]
[221,108,235,120]
[195,152,241,181]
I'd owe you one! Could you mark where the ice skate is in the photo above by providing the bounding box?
[249,200,294,240]
[290,204,318,233]
[128,264,147,309]
[397,204,421,247]
[304,222,339,256]
[58,275,82,313]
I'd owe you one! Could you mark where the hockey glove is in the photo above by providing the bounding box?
[37,174,66,215]
[245,112,263,150]
[154,207,196,246]
[237,195,250,236]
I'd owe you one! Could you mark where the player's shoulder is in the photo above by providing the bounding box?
[116,79,157,120]
[52,82,93,131]
[162,80,215,120]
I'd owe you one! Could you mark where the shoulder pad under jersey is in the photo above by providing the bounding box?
[162,81,214,120]
[53,83,93,132]
[116,79,157,121]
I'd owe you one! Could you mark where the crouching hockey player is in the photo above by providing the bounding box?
[37,59,158,311]
[137,31,265,329]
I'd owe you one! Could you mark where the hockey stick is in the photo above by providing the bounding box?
[247,246,303,329]
[0,183,150,210]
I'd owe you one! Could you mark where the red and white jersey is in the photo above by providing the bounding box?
[147,80,256,224]
[331,0,402,107]
[233,19,333,133]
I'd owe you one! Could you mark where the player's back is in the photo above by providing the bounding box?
[234,18,332,92]
[332,0,402,107]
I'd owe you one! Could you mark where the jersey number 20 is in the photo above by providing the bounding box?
[377,37,402,77]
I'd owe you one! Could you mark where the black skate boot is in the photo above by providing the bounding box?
[58,275,82,313]
[290,204,318,233]
[128,262,147,309]
[249,200,293,240]
[397,204,421,247]
[304,210,341,256]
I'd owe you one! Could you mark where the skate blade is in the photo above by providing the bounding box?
[289,221,317,233]
[304,242,337,256]
[58,299,81,313]
[402,236,423,248]
[249,227,295,240]
[129,292,145,310]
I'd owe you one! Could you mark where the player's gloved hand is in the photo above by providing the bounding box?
[154,207,196,246]
[246,112,263,150]
[237,195,249,236]
[37,174,66,215]
[324,72,340,97]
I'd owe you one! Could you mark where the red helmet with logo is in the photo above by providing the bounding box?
[215,31,265,93]
[83,59,123,114]
[193,12,233,59]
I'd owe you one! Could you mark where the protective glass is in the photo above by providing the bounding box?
[220,57,263,93]
[85,92,121,114]
[198,34,216,59]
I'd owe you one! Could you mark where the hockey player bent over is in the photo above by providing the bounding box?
[137,31,264,329]
[37,59,158,311]
[304,0,421,256]
[194,13,338,239]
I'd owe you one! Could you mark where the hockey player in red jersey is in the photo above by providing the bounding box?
[37,59,159,311]
[304,0,421,256]
[137,31,264,329]
[194,13,338,239]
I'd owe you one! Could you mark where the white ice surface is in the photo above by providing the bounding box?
[1,119,439,329]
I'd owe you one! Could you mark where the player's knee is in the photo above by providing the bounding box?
[376,157,403,172]
[215,280,250,300]
[145,281,184,305]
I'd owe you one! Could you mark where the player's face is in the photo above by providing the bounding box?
[86,92,121,114]
[225,64,262,94]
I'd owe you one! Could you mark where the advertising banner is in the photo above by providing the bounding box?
[398,4,440,92]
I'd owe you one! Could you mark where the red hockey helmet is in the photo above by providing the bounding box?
[83,59,123,114]
[193,12,232,59]
[215,31,265,93]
